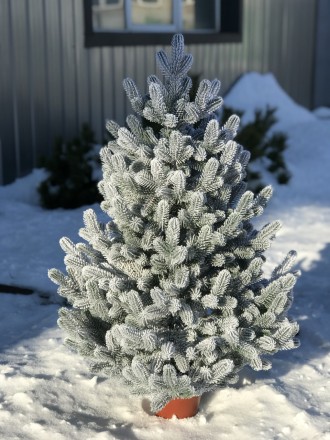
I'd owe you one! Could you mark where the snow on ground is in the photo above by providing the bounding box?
[0,73,330,440]
[225,72,316,128]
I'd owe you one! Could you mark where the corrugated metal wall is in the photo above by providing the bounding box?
[0,0,317,185]
[314,0,330,108]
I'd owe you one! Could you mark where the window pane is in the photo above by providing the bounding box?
[183,0,219,31]
[131,0,173,26]
[92,0,125,31]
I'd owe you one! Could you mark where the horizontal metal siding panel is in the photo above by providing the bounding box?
[88,48,103,142]
[259,0,316,109]
[134,45,148,93]
[0,0,17,184]
[314,0,330,108]
[29,0,50,163]
[61,0,79,140]
[74,0,91,132]
[294,0,316,108]
[101,47,115,136]
[10,0,35,177]
[112,46,126,126]
[44,0,65,151]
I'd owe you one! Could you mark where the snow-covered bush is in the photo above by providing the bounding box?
[49,35,299,413]
[220,106,290,191]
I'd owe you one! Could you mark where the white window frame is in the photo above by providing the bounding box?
[127,0,178,32]
[136,0,163,7]
[93,0,124,11]
[92,0,221,33]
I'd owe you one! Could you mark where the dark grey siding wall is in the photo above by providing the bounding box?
[0,0,317,185]
[314,0,330,108]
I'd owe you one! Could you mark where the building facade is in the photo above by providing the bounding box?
[0,0,328,184]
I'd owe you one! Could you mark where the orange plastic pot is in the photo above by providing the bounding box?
[155,396,201,419]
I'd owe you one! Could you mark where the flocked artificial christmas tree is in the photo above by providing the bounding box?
[49,35,299,417]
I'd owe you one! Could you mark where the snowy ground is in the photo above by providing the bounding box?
[0,73,330,440]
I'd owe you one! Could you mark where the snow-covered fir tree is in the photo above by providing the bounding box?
[49,34,300,413]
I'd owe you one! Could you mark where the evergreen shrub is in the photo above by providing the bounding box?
[38,124,102,209]
[220,106,291,191]
[49,35,299,413]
